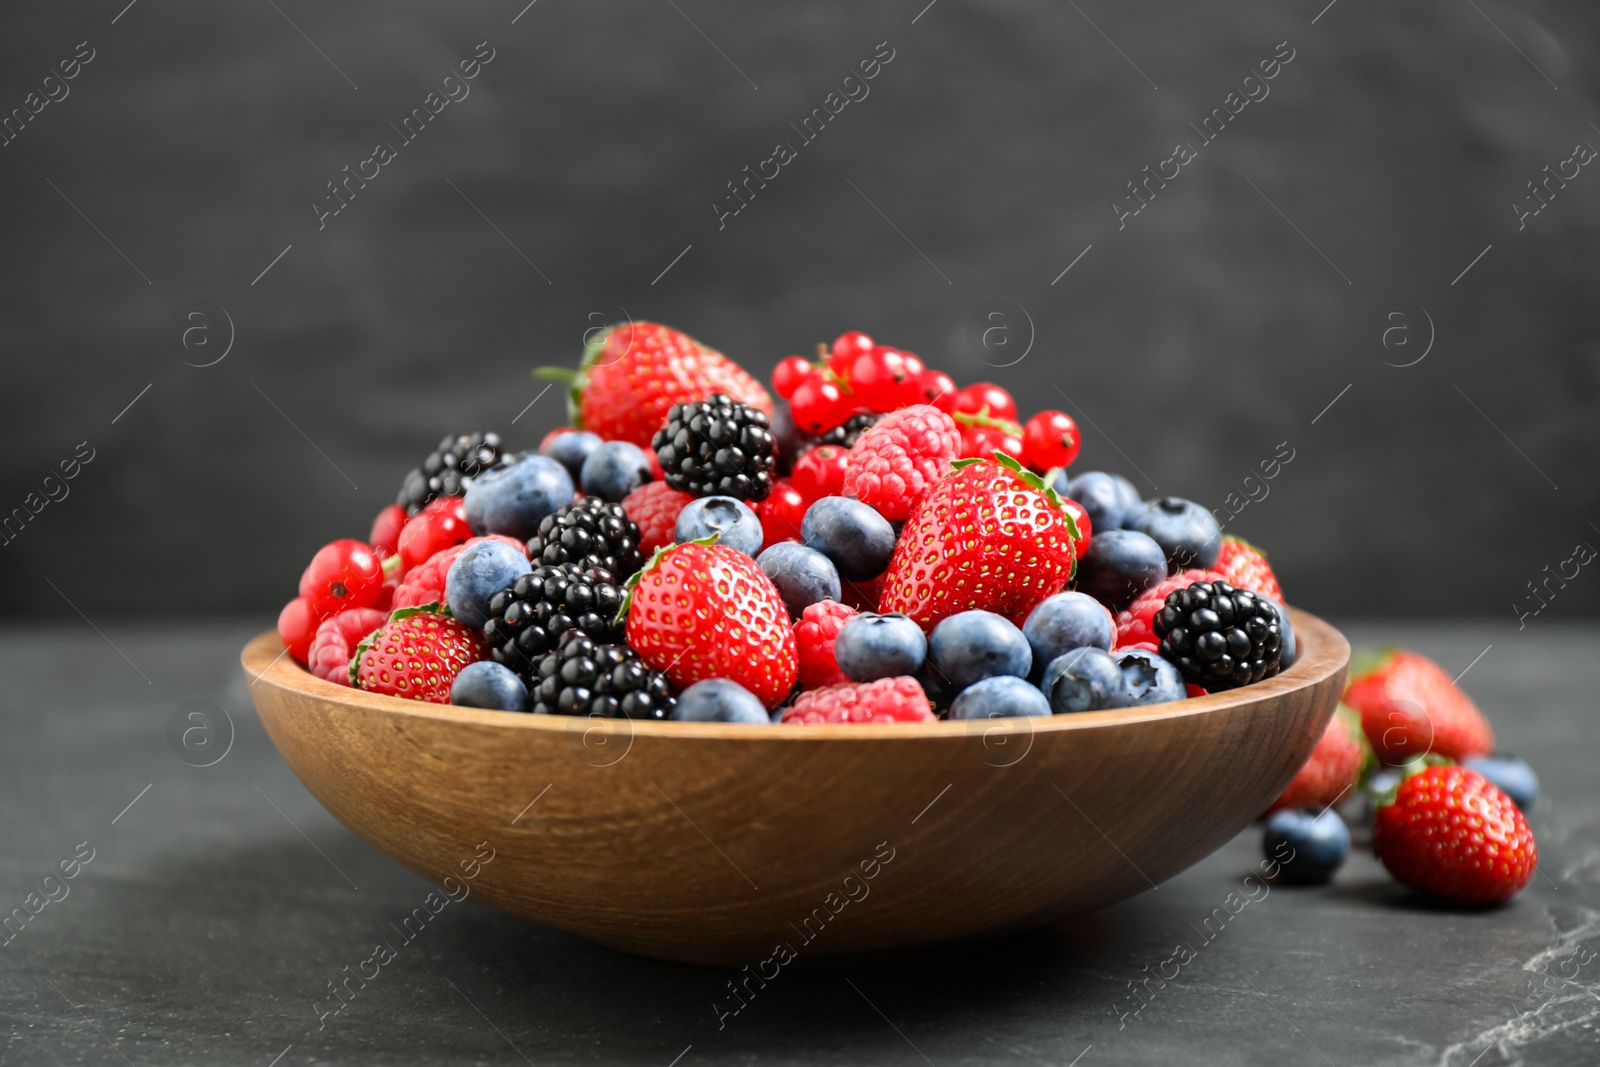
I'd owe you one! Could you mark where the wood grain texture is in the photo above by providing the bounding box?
[241,609,1348,966]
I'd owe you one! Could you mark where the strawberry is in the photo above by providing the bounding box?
[1266,705,1370,814]
[353,606,489,703]
[622,540,798,708]
[1372,765,1536,903]
[308,608,389,686]
[879,453,1078,631]
[842,404,962,521]
[1215,535,1283,602]
[1345,649,1495,765]
[780,677,936,724]
[539,322,771,449]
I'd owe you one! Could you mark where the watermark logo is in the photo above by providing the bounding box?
[961,710,1036,768]
[565,711,634,767]
[166,700,234,767]
[965,299,1033,368]
[167,299,234,368]
[565,304,634,368]
[1366,301,1433,368]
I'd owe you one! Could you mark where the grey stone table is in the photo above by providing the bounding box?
[2,621,1596,1066]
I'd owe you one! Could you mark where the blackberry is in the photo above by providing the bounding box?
[1153,580,1283,691]
[815,412,882,449]
[652,393,777,501]
[483,564,626,677]
[397,432,509,515]
[530,630,676,719]
[525,498,643,577]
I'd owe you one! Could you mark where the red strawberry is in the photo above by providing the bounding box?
[353,607,489,703]
[879,454,1078,631]
[1114,568,1226,648]
[308,608,389,686]
[620,481,695,556]
[540,322,771,449]
[780,677,936,724]
[842,404,961,521]
[623,541,798,708]
[1215,536,1283,602]
[1372,765,1536,903]
[391,535,527,612]
[1266,705,1370,813]
[1345,649,1495,765]
[794,599,857,688]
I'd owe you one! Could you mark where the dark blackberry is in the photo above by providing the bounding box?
[651,393,776,501]
[483,564,626,677]
[525,498,643,577]
[1153,580,1283,691]
[530,630,676,719]
[397,432,509,515]
[815,411,882,449]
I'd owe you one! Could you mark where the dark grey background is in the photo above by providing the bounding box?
[2,0,1597,621]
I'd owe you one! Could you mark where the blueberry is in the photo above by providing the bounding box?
[580,441,652,503]
[675,496,763,556]
[949,675,1053,719]
[1462,754,1539,810]
[1022,592,1114,681]
[450,660,530,712]
[1109,474,1143,524]
[1075,530,1167,610]
[801,496,896,581]
[757,542,841,616]
[540,430,602,482]
[1061,471,1132,533]
[464,454,575,540]
[672,679,771,723]
[1124,497,1222,572]
[1041,646,1125,713]
[1263,808,1350,885]
[445,539,532,628]
[1113,648,1187,706]
[835,613,927,682]
[1267,598,1298,669]
[927,610,1032,691]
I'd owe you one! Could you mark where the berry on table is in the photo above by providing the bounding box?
[579,441,652,504]
[1267,705,1368,813]
[1075,530,1167,611]
[949,675,1053,720]
[1124,497,1223,572]
[450,660,531,712]
[801,496,898,582]
[652,392,777,502]
[834,613,927,682]
[790,444,850,502]
[794,599,856,688]
[1112,648,1187,705]
[353,607,489,703]
[780,676,936,724]
[757,542,842,617]
[1344,649,1495,765]
[299,539,386,617]
[928,609,1032,691]
[1022,592,1115,679]
[277,596,321,664]
[620,481,695,556]
[368,504,408,559]
[1372,765,1536,903]
[540,430,603,483]
[675,496,764,557]
[398,496,474,574]
[1263,809,1351,885]
[755,478,807,548]
[1215,536,1283,602]
[842,404,962,521]
[1461,754,1539,810]
[484,563,627,678]
[1153,580,1283,691]
[529,630,677,719]
[308,608,391,686]
[396,432,509,515]
[1041,647,1125,713]
[463,454,576,540]
[446,540,533,629]
[526,497,643,577]
[672,679,771,724]
[773,355,815,400]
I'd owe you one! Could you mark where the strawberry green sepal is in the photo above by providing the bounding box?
[1347,646,1399,685]
[1338,703,1380,785]
[613,535,720,628]
[533,323,616,430]
[1368,752,1454,808]
[956,452,1081,542]
[1222,533,1269,558]
[347,602,453,687]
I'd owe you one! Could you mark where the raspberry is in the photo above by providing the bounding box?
[1114,569,1225,648]
[794,600,857,688]
[392,535,526,611]
[307,608,389,686]
[842,405,962,521]
[780,676,936,724]
[621,481,695,557]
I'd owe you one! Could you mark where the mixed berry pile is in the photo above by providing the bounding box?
[273,320,1538,904]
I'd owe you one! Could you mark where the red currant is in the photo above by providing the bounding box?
[368,503,408,559]
[847,346,919,412]
[397,496,471,573]
[277,595,321,664]
[1058,494,1092,562]
[914,369,959,413]
[756,478,807,548]
[954,382,1018,422]
[773,356,814,400]
[828,331,874,373]
[959,423,1024,460]
[790,374,851,434]
[790,444,850,501]
[1023,410,1081,471]
[299,539,386,617]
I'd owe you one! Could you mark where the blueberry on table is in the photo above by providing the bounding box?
[463,454,575,540]
[450,660,530,712]
[675,496,764,557]
[834,613,927,682]
[580,441,653,503]
[800,496,896,581]
[948,675,1053,719]
[928,610,1032,691]
[756,542,841,616]
[1075,530,1167,610]
[1264,808,1351,885]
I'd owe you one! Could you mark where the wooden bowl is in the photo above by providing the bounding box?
[242,608,1347,966]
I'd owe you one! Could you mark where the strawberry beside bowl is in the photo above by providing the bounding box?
[240,607,1347,966]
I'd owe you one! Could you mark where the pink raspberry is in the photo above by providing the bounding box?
[781,676,936,724]
[621,481,695,556]
[1113,568,1225,648]
[392,535,526,611]
[842,405,961,520]
[794,599,857,688]
[307,608,389,685]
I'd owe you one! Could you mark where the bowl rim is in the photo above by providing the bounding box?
[243,606,1348,741]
